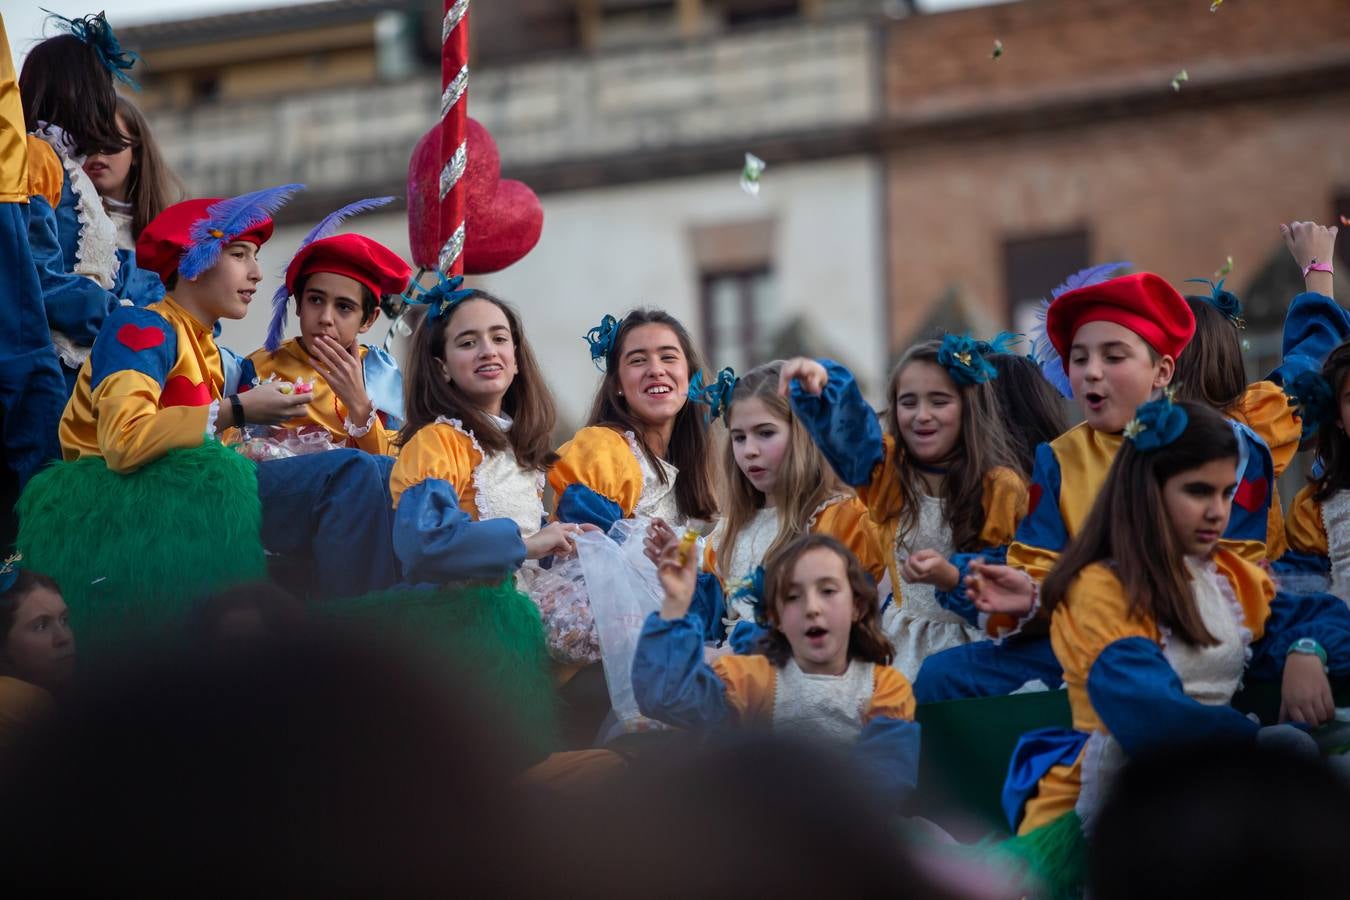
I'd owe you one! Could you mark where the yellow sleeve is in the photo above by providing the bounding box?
[91,370,211,474]
[353,417,398,457]
[1232,382,1301,477]
[812,496,887,585]
[389,423,479,509]
[866,665,916,722]
[1265,483,1288,562]
[548,426,644,517]
[25,136,62,209]
[978,466,1029,547]
[855,434,908,527]
[0,16,26,203]
[711,654,777,726]
[1285,483,1329,557]
[1213,548,1276,643]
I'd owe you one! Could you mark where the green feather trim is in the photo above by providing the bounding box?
[322,581,558,757]
[16,442,265,656]
[996,810,1087,900]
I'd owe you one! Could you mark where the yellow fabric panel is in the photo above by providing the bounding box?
[857,433,907,528]
[1265,484,1288,561]
[1232,381,1301,477]
[25,136,62,209]
[1019,757,1084,835]
[246,338,396,455]
[978,465,1029,547]
[549,426,643,517]
[711,654,778,726]
[1285,483,1329,557]
[0,16,26,203]
[388,421,482,514]
[866,664,916,722]
[1212,547,1275,643]
[813,495,888,585]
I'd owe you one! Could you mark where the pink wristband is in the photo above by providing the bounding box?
[1302,258,1334,278]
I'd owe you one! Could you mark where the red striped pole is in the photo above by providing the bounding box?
[438,0,470,277]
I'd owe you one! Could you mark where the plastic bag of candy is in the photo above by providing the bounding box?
[518,558,600,665]
[226,424,344,462]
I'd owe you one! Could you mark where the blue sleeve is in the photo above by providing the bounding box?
[25,195,119,345]
[1011,442,1067,552]
[631,612,732,730]
[935,545,1008,626]
[88,306,177,393]
[729,620,768,655]
[363,345,405,428]
[393,478,527,583]
[1248,590,1350,681]
[852,716,921,809]
[1267,291,1350,387]
[689,571,726,645]
[220,346,248,396]
[1087,637,1259,756]
[112,248,165,308]
[556,482,625,531]
[1271,551,1331,597]
[787,358,885,487]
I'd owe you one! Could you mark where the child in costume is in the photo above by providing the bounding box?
[912,270,1195,701]
[651,361,884,653]
[245,198,409,456]
[989,352,1070,478]
[0,554,72,747]
[387,280,580,583]
[52,188,400,603]
[633,532,920,806]
[780,336,1028,681]
[995,398,1350,895]
[20,13,162,393]
[551,309,720,533]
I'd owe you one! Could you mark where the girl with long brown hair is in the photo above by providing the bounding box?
[994,397,1350,895]
[388,286,580,584]
[780,336,1028,680]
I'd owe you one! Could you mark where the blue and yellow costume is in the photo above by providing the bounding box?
[632,609,921,807]
[788,358,1027,680]
[1285,485,1349,603]
[389,416,546,584]
[1003,549,1350,840]
[550,425,690,531]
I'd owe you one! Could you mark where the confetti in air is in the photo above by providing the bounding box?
[991,39,1003,60]
[740,153,766,196]
[1210,0,1223,10]
[1215,255,1234,279]
[1171,70,1189,92]
[1340,214,1350,227]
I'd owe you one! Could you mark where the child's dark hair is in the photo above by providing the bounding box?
[293,274,379,325]
[1042,401,1238,646]
[757,534,892,668]
[1312,340,1350,502]
[397,291,558,471]
[989,353,1070,475]
[1,571,62,642]
[885,341,1022,552]
[586,308,718,521]
[113,95,183,239]
[20,28,126,158]
[1173,298,1247,414]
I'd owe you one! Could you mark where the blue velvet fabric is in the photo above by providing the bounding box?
[935,546,1009,626]
[632,611,732,730]
[787,359,885,488]
[0,203,66,487]
[1224,420,1276,546]
[689,570,727,646]
[556,482,624,532]
[1267,292,1350,388]
[1086,637,1259,757]
[88,305,176,393]
[853,715,922,808]
[25,194,119,349]
[1247,589,1350,681]
[363,345,405,429]
[392,477,526,584]
[913,636,1064,703]
[1272,551,1332,596]
[1013,441,1068,555]
[112,247,164,308]
[729,620,768,655]
[256,450,398,600]
[1002,727,1090,830]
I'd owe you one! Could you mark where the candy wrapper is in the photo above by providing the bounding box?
[225,424,345,462]
[517,559,601,666]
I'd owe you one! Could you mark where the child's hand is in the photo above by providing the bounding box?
[777,357,829,397]
[643,518,677,567]
[308,334,374,427]
[235,381,313,427]
[1281,221,1339,296]
[656,535,698,620]
[900,549,960,591]
[967,561,1036,616]
[524,522,582,560]
[1280,652,1335,726]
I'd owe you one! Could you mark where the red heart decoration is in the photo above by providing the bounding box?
[1234,476,1268,513]
[406,117,543,274]
[161,375,212,408]
[1027,483,1044,516]
[116,323,165,353]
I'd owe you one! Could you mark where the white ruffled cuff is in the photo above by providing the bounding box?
[979,570,1041,642]
[205,400,221,439]
[344,406,377,438]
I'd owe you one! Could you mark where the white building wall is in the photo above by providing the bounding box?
[219,154,884,432]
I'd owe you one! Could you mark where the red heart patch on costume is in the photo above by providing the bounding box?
[1234,477,1268,513]
[161,375,212,408]
[116,323,165,353]
[407,117,543,274]
[1027,483,1043,516]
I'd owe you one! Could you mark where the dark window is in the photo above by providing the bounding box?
[1334,192,1350,273]
[724,0,803,26]
[1003,230,1090,335]
[190,75,220,103]
[701,267,775,374]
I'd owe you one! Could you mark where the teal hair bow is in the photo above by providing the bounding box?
[584,314,621,372]
[1185,277,1245,329]
[937,332,1018,386]
[1123,391,1189,452]
[403,272,478,322]
[44,10,141,88]
[688,367,737,422]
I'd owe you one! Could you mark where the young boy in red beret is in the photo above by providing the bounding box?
[58,188,398,601]
[244,214,410,457]
[914,271,1196,701]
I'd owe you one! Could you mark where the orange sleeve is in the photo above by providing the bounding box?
[866,665,916,722]
[92,370,212,474]
[812,496,888,585]
[711,654,778,726]
[1232,382,1301,477]
[548,426,644,518]
[1284,483,1329,557]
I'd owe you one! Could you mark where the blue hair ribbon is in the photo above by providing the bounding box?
[1123,391,1189,452]
[730,565,767,626]
[584,314,621,372]
[401,272,478,323]
[937,332,1018,386]
[689,367,737,422]
[43,10,141,89]
[1184,277,1245,329]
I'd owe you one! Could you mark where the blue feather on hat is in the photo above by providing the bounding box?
[1027,261,1133,399]
[264,196,395,352]
[178,183,304,282]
